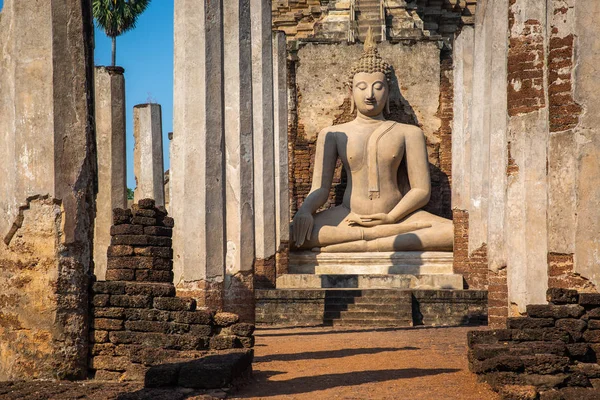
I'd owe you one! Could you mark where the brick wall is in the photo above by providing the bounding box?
[452,209,489,291]
[89,200,254,381]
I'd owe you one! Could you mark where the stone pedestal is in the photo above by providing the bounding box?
[133,103,165,206]
[94,66,127,280]
[278,251,462,290]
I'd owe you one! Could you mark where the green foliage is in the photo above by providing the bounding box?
[92,0,151,38]
[127,188,134,200]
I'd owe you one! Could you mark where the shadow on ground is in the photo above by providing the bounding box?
[254,346,419,363]
[234,368,461,398]
[255,325,471,338]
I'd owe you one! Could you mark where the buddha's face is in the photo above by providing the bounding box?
[352,72,388,117]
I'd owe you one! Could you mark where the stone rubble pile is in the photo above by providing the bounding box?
[90,200,254,385]
[468,288,600,399]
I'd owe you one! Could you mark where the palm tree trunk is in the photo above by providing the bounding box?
[111,36,116,67]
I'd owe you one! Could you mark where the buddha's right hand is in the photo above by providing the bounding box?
[291,212,314,247]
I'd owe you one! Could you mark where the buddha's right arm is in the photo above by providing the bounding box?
[298,129,338,215]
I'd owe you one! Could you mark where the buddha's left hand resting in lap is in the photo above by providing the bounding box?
[290,32,453,253]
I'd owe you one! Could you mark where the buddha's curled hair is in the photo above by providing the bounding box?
[347,27,393,87]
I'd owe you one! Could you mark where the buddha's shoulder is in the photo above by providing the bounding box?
[389,122,423,136]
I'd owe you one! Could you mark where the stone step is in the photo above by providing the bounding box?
[325,310,411,320]
[277,273,463,290]
[325,318,413,327]
[324,303,409,312]
[324,289,412,297]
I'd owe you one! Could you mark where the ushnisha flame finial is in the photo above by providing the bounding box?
[347,27,392,87]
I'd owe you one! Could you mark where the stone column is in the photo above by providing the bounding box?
[94,66,127,281]
[172,0,226,309]
[133,103,165,206]
[0,0,95,380]
[273,30,289,250]
[222,0,255,321]
[251,0,277,263]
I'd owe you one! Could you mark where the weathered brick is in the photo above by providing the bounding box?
[107,256,172,271]
[132,216,157,226]
[124,320,170,333]
[189,325,212,337]
[91,330,110,343]
[94,370,122,381]
[238,336,255,348]
[526,304,585,319]
[125,308,170,322]
[546,288,579,305]
[507,317,554,330]
[90,343,116,356]
[124,282,175,297]
[113,208,132,225]
[214,312,240,327]
[154,297,196,311]
[92,281,126,295]
[467,329,513,346]
[110,224,144,236]
[132,208,157,218]
[91,355,132,371]
[133,246,173,258]
[579,293,600,307]
[92,307,125,319]
[170,310,212,325]
[210,335,240,350]
[111,235,172,247]
[144,226,173,237]
[93,318,124,331]
[161,216,175,228]
[92,294,110,307]
[135,270,173,283]
[109,295,152,308]
[583,330,600,343]
[229,323,255,337]
[137,198,155,209]
[588,320,600,330]
[105,269,135,281]
[107,245,135,257]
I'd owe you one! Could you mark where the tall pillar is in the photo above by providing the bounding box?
[273,30,289,250]
[0,0,95,380]
[133,103,165,206]
[222,0,255,321]
[94,66,127,280]
[251,0,277,263]
[172,0,226,309]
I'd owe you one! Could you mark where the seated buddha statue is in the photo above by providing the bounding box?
[291,31,453,253]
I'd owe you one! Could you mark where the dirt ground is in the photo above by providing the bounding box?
[234,325,500,400]
[0,325,499,400]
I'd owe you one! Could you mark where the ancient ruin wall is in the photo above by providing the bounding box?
[0,0,96,380]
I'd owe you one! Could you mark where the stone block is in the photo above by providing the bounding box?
[470,355,525,373]
[133,246,173,258]
[111,234,172,247]
[527,304,585,319]
[124,282,175,297]
[547,288,579,304]
[579,294,600,307]
[556,318,587,341]
[214,312,240,327]
[94,370,123,381]
[91,344,116,356]
[91,330,110,344]
[498,385,537,400]
[512,329,570,343]
[507,317,554,330]
[135,270,174,283]
[109,331,206,350]
[108,256,173,271]
[145,363,181,387]
[110,224,144,236]
[144,226,173,237]
[92,294,110,307]
[583,330,600,343]
[92,307,125,319]
[125,308,170,322]
[113,208,133,225]
[209,335,239,350]
[107,245,135,257]
[109,295,152,308]
[105,269,135,281]
[229,323,255,337]
[175,351,253,389]
[92,281,126,295]
[572,363,600,379]
[170,310,213,325]
[154,297,197,311]
[522,355,569,375]
[585,308,600,319]
[468,329,513,346]
[238,336,255,348]
[138,199,156,209]
[124,320,170,333]
[566,343,594,362]
[131,216,158,226]
[90,356,132,371]
[120,363,149,382]
[92,318,124,331]
[132,208,158,218]
[588,320,600,330]
[189,325,212,337]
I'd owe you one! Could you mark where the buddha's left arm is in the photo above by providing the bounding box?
[387,127,431,222]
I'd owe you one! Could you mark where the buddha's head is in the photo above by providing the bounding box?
[348,28,393,117]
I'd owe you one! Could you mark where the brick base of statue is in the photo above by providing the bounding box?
[90,200,253,388]
[468,288,600,399]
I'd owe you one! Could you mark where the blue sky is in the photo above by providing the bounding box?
[0,0,174,189]
[94,2,174,189]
